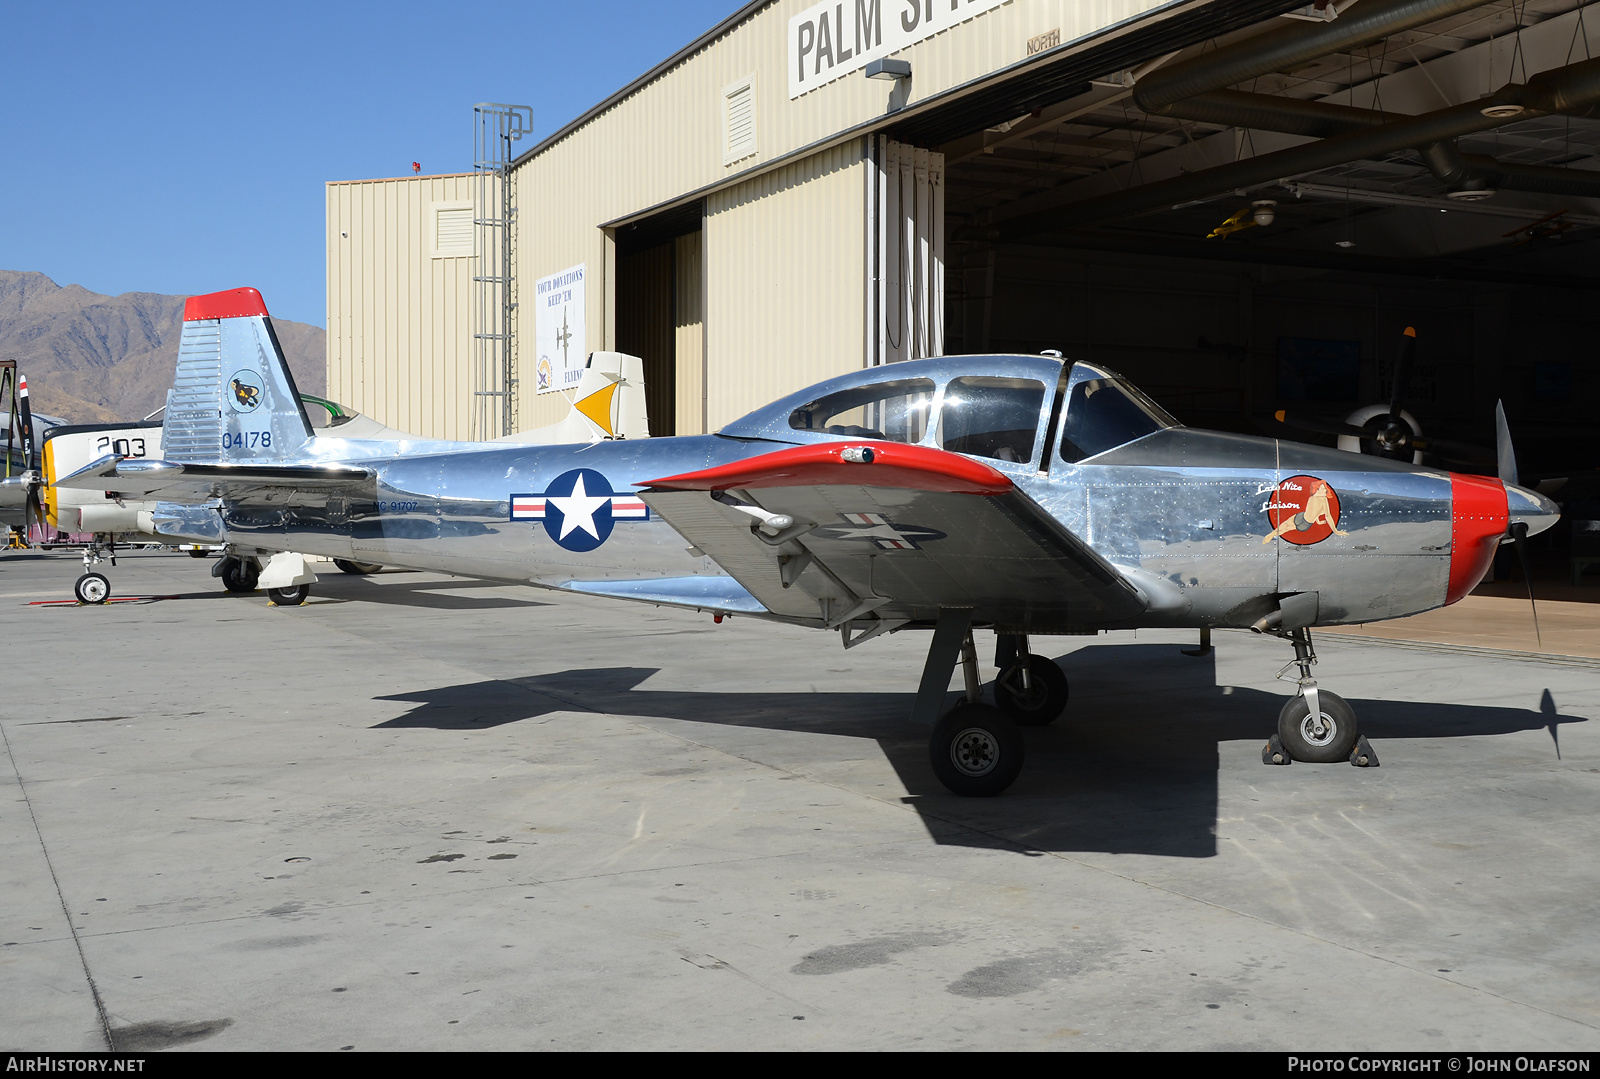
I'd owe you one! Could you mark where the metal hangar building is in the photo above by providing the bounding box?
[323,0,1600,490]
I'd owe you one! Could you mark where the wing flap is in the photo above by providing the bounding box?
[643,443,1146,629]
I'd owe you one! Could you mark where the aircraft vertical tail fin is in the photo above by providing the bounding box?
[162,288,312,463]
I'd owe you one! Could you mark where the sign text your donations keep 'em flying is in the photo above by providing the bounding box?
[788,0,1010,99]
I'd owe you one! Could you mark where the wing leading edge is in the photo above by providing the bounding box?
[52,454,372,503]
[641,442,1146,632]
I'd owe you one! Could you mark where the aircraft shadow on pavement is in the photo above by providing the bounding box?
[304,575,554,611]
[372,643,1585,859]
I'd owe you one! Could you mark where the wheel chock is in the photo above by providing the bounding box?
[1262,734,1291,766]
[1350,736,1379,768]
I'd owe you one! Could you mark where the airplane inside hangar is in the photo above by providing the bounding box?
[589,0,1600,543]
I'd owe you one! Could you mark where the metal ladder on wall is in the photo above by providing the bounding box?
[472,103,533,440]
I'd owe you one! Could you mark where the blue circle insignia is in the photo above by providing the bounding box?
[538,468,616,552]
[228,369,264,413]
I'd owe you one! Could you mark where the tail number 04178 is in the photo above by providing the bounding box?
[223,431,273,451]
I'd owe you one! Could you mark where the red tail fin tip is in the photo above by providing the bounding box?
[183,288,269,321]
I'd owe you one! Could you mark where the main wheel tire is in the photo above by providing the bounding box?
[993,654,1069,727]
[1277,690,1359,763]
[221,559,259,594]
[333,559,383,575]
[929,703,1026,797]
[187,548,210,559]
[267,584,311,606]
[74,572,110,605]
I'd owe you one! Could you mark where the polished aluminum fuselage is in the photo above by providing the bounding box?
[196,355,1516,632]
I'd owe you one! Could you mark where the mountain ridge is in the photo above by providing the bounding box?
[0,270,325,423]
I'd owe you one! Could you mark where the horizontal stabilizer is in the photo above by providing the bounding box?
[53,454,371,503]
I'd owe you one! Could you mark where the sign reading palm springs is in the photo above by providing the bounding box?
[788,0,1011,99]
[535,264,586,395]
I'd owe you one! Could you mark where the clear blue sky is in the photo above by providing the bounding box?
[1,1,745,327]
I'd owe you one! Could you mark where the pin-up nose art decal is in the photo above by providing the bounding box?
[1262,474,1348,546]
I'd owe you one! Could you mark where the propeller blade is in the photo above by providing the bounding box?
[1494,399,1518,489]
[1390,327,1416,421]
[1510,522,1542,648]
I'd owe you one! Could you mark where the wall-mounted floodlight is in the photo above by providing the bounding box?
[865,58,911,80]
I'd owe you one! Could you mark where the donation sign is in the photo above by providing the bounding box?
[788,0,1011,99]
[535,263,586,395]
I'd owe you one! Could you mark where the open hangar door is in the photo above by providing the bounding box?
[614,201,705,437]
[900,0,1600,576]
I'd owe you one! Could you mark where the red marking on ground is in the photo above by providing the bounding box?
[28,595,180,606]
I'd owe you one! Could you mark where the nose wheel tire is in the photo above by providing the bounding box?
[1277,690,1358,763]
[74,572,110,605]
[267,585,311,606]
[221,559,259,594]
[993,654,1069,727]
[929,703,1026,797]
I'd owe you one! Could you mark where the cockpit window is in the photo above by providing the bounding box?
[1059,376,1178,462]
[789,378,936,442]
[937,376,1045,463]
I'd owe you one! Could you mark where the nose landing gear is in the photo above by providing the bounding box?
[1260,628,1378,767]
[73,540,116,604]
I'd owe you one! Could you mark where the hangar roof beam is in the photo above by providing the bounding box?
[1134,0,1497,115]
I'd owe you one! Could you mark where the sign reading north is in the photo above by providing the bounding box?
[229,370,263,413]
[511,468,647,552]
[1261,474,1347,546]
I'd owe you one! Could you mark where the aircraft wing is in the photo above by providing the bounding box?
[639,442,1146,630]
[52,454,372,503]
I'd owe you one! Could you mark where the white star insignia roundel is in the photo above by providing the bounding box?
[509,468,648,552]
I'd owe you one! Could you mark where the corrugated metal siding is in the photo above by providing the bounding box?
[703,141,864,431]
[674,231,705,434]
[325,173,477,440]
[509,1,1179,432]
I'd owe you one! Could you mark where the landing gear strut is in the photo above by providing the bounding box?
[992,633,1069,727]
[1262,628,1375,766]
[73,540,115,604]
[916,611,1029,797]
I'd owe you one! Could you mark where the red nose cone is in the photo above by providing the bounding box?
[1446,473,1508,605]
[183,287,269,321]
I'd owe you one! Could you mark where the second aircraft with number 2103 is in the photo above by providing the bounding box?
[57,288,1559,795]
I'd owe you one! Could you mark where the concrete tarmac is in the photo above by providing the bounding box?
[2,549,1597,1052]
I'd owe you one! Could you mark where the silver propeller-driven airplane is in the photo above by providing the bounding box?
[56,287,1560,795]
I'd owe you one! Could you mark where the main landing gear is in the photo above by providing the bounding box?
[915,613,1070,797]
[1260,627,1378,768]
[73,540,116,604]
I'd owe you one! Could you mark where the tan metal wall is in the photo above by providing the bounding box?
[674,231,705,434]
[326,173,478,439]
[511,0,1174,431]
[703,140,864,431]
[332,2,1182,436]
